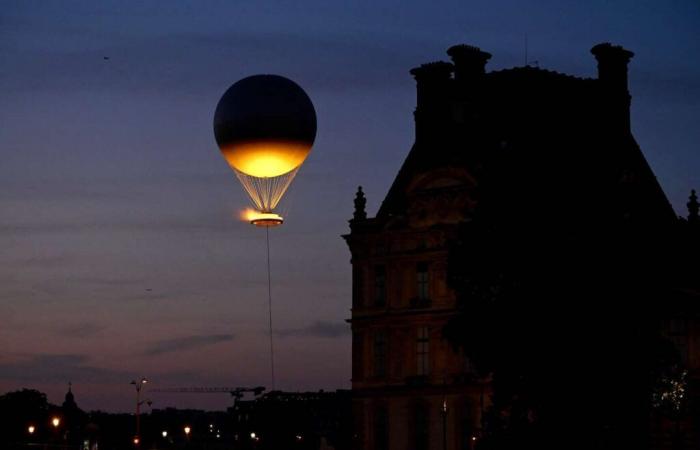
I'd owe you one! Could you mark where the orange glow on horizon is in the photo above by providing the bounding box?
[220,140,310,178]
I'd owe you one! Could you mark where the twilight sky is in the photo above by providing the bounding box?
[1,0,698,412]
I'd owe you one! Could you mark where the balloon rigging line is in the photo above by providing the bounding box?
[235,168,300,212]
[266,226,276,391]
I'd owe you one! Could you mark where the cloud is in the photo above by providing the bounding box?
[0,216,236,236]
[277,320,349,338]
[55,323,106,339]
[144,334,234,356]
[0,354,133,384]
[6,255,71,269]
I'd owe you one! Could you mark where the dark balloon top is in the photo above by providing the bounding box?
[213,74,317,148]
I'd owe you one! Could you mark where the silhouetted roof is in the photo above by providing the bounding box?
[373,45,676,226]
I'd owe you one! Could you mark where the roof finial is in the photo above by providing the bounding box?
[688,189,699,224]
[353,186,367,221]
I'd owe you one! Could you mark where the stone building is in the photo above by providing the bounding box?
[344,42,697,450]
[345,178,486,450]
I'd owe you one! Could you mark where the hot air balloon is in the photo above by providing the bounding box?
[213,74,317,226]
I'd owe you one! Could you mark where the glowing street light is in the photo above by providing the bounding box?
[51,417,60,428]
[130,377,150,445]
[27,425,35,434]
[184,426,191,436]
[162,431,168,438]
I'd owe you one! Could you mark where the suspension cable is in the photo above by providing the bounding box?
[265,226,276,390]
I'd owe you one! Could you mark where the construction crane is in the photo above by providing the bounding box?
[151,386,265,403]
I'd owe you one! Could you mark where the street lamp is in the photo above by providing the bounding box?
[162,430,168,438]
[27,425,35,435]
[184,426,191,436]
[51,417,61,428]
[442,397,448,450]
[130,377,150,445]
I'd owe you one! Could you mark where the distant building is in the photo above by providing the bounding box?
[60,383,88,448]
[229,390,351,450]
[344,42,698,450]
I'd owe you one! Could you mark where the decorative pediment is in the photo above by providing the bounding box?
[405,168,476,227]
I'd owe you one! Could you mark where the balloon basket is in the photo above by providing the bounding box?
[250,212,284,227]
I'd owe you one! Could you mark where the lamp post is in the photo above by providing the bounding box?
[130,377,149,445]
[442,397,448,450]
[50,416,61,447]
[27,424,35,445]
[162,430,171,447]
[184,426,191,446]
[441,373,448,450]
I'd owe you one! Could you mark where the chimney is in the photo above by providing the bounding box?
[591,43,635,131]
[591,43,634,91]
[447,44,491,84]
[410,61,453,143]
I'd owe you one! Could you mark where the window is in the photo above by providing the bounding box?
[352,266,363,308]
[414,402,429,450]
[416,262,429,300]
[352,332,364,380]
[664,318,689,365]
[374,405,389,450]
[374,265,387,307]
[416,327,430,376]
[373,331,388,378]
[666,318,688,336]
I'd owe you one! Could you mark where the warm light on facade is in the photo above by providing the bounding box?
[51,417,60,428]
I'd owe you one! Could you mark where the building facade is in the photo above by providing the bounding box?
[345,183,486,450]
[344,42,696,450]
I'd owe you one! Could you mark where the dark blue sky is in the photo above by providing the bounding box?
[1,0,698,411]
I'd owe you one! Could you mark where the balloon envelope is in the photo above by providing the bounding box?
[214,75,317,178]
